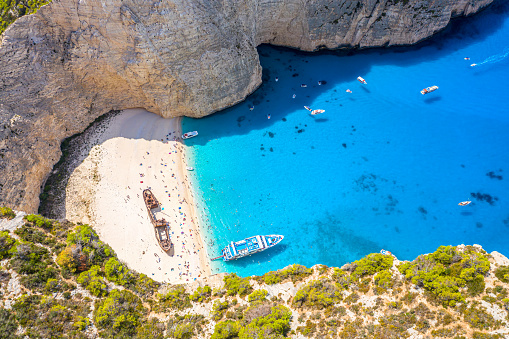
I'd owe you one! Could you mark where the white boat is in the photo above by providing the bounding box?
[357,76,367,84]
[304,106,312,112]
[420,86,439,95]
[182,131,198,139]
[311,109,325,115]
[186,166,194,171]
[215,234,284,261]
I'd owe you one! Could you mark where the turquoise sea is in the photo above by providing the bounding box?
[183,3,509,277]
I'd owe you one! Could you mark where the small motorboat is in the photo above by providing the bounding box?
[249,105,254,111]
[292,94,296,99]
[182,131,198,139]
[186,166,194,171]
[346,89,352,93]
[380,249,393,256]
[420,86,439,95]
[304,106,312,112]
[301,84,307,88]
[458,201,472,206]
[464,57,470,60]
[311,109,325,115]
[357,76,367,84]
[470,63,477,67]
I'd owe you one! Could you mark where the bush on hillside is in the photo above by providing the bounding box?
[105,257,133,286]
[0,307,19,339]
[293,280,342,309]
[167,314,205,339]
[248,289,268,303]
[190,285,212,302]
[0,231,17,260]
[0,207,15,220]
[94,289,146,338]
[67,225,113,266]
[0,0,52,35]
[155,285,191,311]
[256,264,313,285]
[11,242,59,290]
[24,214,53,229]
[494,266,509,283]
[77,265,108,297]
[223,273,252,296]
[349,253,393,279]
[398,245,490,306]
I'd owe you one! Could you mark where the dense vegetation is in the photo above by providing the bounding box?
[0,0,51,35]
[0,208,508,338]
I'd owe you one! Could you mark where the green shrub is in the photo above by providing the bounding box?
[67,225,113,266]
[463,303,497,330]
[248,289,268,303]
[0,231,17,260]
[0,0,52,35]
[212,300,229,321]
[494,266,509,283]
[332,268,351,290]
[374,269,394,289]
[223,273,252,296]
[190,285,212,302]
[398,245,490,306]
[156,285,191,311]
[0,307,19,339]
[293,280,342,309]
[167,314,205,339]
[105,257,133,286]
[24,214,53,229]
[11,242,58,290]
[211,320,241,339]
[77,265,108,297]
[12,294,90,338]
[239,304,292,338]
[351,253,393,279]
[0,207,15,220]
[258,264,313,285]
[94,289,146,338]
[136,318,165,339]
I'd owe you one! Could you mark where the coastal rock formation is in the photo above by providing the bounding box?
[0,0,494,212]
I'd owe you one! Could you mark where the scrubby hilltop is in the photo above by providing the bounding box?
[0,0,495,213]
[1,207,509,338]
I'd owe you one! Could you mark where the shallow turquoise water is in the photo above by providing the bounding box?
[183,3,509,276]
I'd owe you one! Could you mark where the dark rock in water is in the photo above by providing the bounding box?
[268,132,275,138]
[461,164,465,168]
[476,222,483,228]
[292,73,299,77]
[470,192,498,206]
[319,80,327,84]
[282,118,287,122]
[237,116,245,122]
[342,143,347,148]
[486,171,503,180]
[297,129,304,133]
[418,206,428,214]
[270,147,274,152]
[260,147,264,150]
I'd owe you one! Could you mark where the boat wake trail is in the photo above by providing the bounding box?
[476,47,509,66]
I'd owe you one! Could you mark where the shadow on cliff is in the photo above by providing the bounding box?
[183,0,509,147]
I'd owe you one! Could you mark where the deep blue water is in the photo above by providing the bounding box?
[183,3,509,277]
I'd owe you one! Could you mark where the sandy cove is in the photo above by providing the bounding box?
[64,108,212,283]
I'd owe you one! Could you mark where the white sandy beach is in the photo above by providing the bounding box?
[64,108,211,283]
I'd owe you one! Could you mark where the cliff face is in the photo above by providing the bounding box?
[0,0,494,212]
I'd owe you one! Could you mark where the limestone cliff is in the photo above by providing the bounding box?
[0,0,494,212]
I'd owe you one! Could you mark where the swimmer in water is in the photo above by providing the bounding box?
[470,63,477,67]
[275,77,279,82]
[267,114,271,119]
[292,94,296,99]
[464,57,470,60]
[249,105,254,110]
[346,89,352,93]
[301,84,307,88]
[318,81,322,85]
